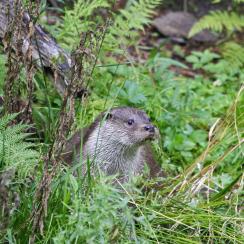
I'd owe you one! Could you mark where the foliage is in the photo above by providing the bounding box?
[5,160,243,243]
[0,0,243,243]
[90,52,240,170]
[0,49,59,144]
[189,10,244,36]
[0,53,6,95]
[32,74,62,143]
[189,2,244,69]
[221,41,244,68]
[51,175,133,243]
[54,0,161,51]
[0,114,40,179]
[56,0,110,49]
[186,49,244,84]
[104,0,162,51]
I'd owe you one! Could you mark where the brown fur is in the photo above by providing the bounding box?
[61,107,164,179]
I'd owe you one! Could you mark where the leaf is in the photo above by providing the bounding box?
[0,114,39,179]
[190,130,207,147]
[211,172,242,201]
[186,55,199,64]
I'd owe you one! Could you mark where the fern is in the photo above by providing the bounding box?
[0,113,17,130]
[189,11,244,37]
[57,0,110,49]
[0,114,40,179]
[56,0,161,51]
[221,42,244,68]
[189,3,244,69]
[104,0,161,51]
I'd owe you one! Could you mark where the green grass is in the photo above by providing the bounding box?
[0,1,243,243]
[1,51,243,242]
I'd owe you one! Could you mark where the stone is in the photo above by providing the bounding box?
[153,11,217,42]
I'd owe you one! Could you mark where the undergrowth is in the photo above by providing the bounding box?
[189,0,244,70]
[0,0,243,243]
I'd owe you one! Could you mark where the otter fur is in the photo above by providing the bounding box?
[62,107,162,182]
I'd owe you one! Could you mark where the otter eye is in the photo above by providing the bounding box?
[127,119,134,125]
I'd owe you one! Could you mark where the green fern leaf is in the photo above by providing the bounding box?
[0,113,18,130]
[221,42,244,67]
[57,0,110,48]
[0,114,39,179]
[189,11,244,37]
[56,0,161,51]
[105,0,161,51]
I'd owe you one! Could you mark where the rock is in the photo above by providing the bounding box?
[153,11,217,43]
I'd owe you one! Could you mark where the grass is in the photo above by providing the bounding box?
[0,1,244,243]
[1,54,243,242]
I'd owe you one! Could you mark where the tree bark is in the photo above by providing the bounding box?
[0,0,72,95]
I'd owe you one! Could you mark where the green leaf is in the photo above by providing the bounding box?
[211,172,242,201]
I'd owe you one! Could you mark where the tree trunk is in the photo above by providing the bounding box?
[0,0,72,95]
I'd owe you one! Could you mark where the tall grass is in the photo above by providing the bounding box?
[1,75,243,244]
[0,1,243,243]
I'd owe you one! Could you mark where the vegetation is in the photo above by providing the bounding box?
[189,0,244,71]
[0,0,243,243]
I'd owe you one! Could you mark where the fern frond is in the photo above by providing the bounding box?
[0,114,39,179]
[189,11,244,37]
[0,113,18,130]
[4,124,29,136]
[105,0,161,50]
[221,42,244,67]
[57,0,161,51]
[57,0,110,48]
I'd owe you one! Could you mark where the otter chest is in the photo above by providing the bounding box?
[82,126,144,178]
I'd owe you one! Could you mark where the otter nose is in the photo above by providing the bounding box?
[144,125,155,133]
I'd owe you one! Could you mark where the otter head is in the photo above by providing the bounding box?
[100,107,159,147]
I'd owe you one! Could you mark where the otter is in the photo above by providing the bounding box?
[62,107,163,182]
